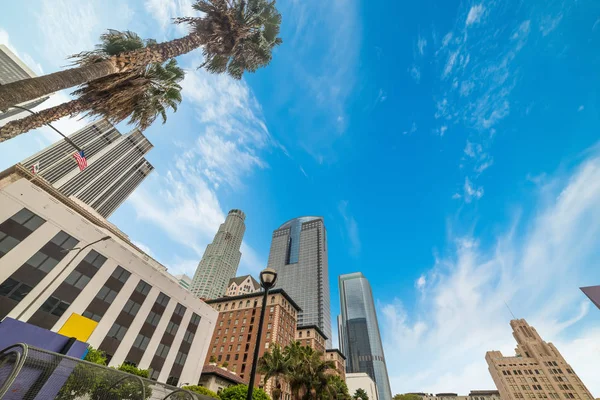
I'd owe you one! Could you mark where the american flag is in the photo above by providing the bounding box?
[73,150,87,171]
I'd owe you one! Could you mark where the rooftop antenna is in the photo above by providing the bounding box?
[504,301,516,319]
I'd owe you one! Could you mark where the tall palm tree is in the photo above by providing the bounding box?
[0,31,184,142]
[0,0,282,111]
[258,344,288,400]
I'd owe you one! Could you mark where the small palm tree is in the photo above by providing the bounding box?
[0,30,184,142]
[0,0,282,112]
[258,344,288,400]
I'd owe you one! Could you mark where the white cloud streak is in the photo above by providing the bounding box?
[338,200,361,257]
[381,147,600,395]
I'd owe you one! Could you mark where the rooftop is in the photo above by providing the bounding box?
[278,216,323,229]
[201,365,245,385]
[297,324,329,341]
[205,288,302,312]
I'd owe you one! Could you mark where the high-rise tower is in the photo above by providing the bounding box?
[486,319,594,400]
[266,216,332,347]
[0,45,50,125]
[338,272,392,400]
[20,118,153,218]
[190,210,246,299]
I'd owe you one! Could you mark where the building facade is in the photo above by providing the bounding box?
[204,289,300,400]
[339,272,392,400]
[191,210,246,300]
[267,216,332,347]
[486,319,594,400]
[0,166,217,386]
[419,391,500,400]
[0,45,49,126]
[580,286,600,310]
[226,275,260,297]
[20,119,154,218]
[325,349,346,381]
[199,364,245,393]
[295,325,327,354]
[347,373,379,400]
[175,274,192,290]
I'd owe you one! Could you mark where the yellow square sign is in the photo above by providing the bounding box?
[58,313,98,342]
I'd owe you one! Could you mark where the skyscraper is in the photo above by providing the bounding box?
[190,210,246,299]
[338,272,392,400]
[486,319,594,400]
[266,216,332,347]
[20,118,154,218]
[580,285,600,310]
[0,45,49,125]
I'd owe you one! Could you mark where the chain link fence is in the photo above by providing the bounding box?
[0,343,206,400]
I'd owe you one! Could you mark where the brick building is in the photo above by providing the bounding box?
[325,348,346,380]
[486,319,594,400]
[295,325,328,354]
[204,289,300,400]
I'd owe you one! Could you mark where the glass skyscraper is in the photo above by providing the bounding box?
[339,272,392,400]
[267,216,332,347]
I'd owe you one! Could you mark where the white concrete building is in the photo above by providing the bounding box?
[0,165,218,386]
[347,372,379,400]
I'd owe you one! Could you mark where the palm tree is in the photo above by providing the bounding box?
[258,344,288,400]
[0,30,184,142]
[0,0,282,112]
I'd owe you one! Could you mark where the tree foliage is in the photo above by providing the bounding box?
[84,346,107,366]
[353,389,369,400]
[182,385,221,399]
[393,395,422,400]
[219,384,271,400]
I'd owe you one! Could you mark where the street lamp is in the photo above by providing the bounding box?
[16,235,111,320]
[246,268,278,400]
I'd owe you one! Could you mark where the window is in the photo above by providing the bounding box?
[135,280,152,295]
[155,343,170,358]
[133,334,150,350]
[146,311,161,326]
[174,303,186,316]
[26,251,60,273]
[39,296,70,316]
[183,331,195,344]
[0,209,46,258]
[96,285,118,302]
[82,310,102,322]
[238,335,243,342]
[107,323,128,340]
[166,321,180,335]
[235,354,239,360]
[270,306,274,312]
[0,278,32,301]
[50,231,79,251]
[83,250,107,269]
[156,293,170,307]
[123,299,141,316]
[230,336,234,342]
[175,351,187,365]
[150,370,160,381]
[166,376,179,386]
[63,270,91,289]
[111,267,130,283]
[190,313,201,325]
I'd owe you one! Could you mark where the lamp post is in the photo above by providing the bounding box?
[16,235,111,320]
[246,268,278,400]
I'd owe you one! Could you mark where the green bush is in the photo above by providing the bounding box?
[219,385,271,400]
[182,385,221,399]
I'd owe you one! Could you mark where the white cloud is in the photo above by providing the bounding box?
[403,122,418,135]
[439,125,448,137]
[144,0,195,34]
[131,240,154,257]
[338,200,361,257]
[540,13,564,36]
[299,166,308,178]
[410,65,421,83]
[463,177,484,202]
[578,105,585,112]
[416,275,426,290]
[466,5,485,26]
[381,147,600,394]
[376,88,387,104]
[417,36,427,56]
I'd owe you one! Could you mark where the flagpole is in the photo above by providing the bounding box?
[8,105,83,152]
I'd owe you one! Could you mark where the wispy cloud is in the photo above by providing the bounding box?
[463,177,484,202]
[417,35,428,55]
[338,200,361,257]
[539,13,564,36]
[578,105,585,112]
[409,65,421,83]
[466,4,486,26]
[381,146,600,394]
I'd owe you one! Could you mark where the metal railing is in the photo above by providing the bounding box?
[0,343,206,400]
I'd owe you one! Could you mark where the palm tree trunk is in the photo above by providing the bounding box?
[0,33,205,111]
[0,99,90,143]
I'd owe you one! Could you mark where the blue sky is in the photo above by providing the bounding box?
[1,0,600,395]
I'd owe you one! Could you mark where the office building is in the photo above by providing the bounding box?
[295,325,327,354]
[347,373,379,400]
[418,392,500,400]
[20,118,154,218]
[339,272,392,400]
[204,289,300,400]
[486,319,594,400]
[190,210,246,300]
[0,45,49,126]
[267,216,332,346]
[226,275,260,297]
[580,285,600,310]
[325,349,346,381]
[175,274,192,291]
[0,165,217,386]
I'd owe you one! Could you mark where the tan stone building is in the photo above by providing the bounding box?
[486,319,594,400]
[420,391,500,400]
[204,289,300,400]
[325,348,346,380]
[198,364,245,393]
[226,275,260,297]
[296,324,328,354]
